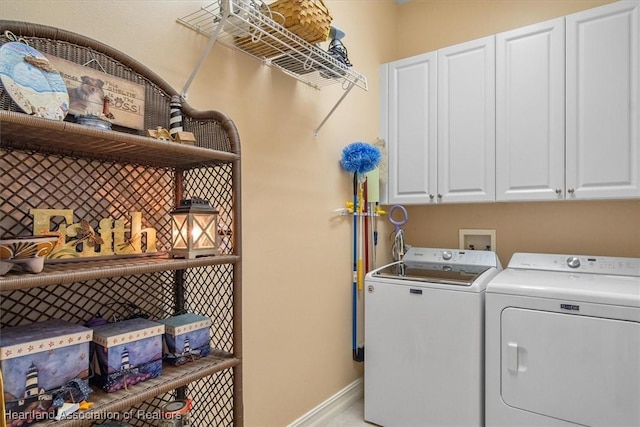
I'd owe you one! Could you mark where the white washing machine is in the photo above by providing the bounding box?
[485,253,640,427]
[364,247,502,427]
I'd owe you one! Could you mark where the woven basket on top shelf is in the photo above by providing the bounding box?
[269,0,332,44]
[235,0,333,58]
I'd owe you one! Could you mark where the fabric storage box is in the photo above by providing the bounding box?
[157,313,212,366]
[0,319,92,422]
[91,318,164,393]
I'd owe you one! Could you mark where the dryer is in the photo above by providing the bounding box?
[485,253,640,427]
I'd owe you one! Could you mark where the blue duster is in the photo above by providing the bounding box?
[340,142,381,174]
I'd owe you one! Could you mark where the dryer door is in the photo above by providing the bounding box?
[501,308,640,426]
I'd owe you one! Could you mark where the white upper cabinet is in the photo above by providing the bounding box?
[381,0,639,205]
[496,18,565,201]
[566,0,640,199]
[382,52,438,205]
[381,37,495,205]
[437,36,496,203]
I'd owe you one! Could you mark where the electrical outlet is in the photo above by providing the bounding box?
[459,229,496,251]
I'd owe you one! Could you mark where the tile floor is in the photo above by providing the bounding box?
[320,398,375,427]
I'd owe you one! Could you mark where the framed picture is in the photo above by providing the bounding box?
[45,55,145,130]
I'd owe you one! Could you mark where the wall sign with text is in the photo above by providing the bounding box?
[46,55,145,130]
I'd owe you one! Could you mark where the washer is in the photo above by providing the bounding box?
[485,253,640,427]
[364,247,502,426]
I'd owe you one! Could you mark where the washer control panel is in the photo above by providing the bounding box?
[508,253,640,277]
[403,247,501,268]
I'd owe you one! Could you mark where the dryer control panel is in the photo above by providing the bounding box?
[508,253,640,276]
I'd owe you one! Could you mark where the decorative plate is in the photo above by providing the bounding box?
[0,41,69,120]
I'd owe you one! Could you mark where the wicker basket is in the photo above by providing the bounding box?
[268,0,333,44]
[235,0,333,58]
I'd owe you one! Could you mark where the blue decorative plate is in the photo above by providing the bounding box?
[0,41,69,120]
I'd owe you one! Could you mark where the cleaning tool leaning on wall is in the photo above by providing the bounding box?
[340,141,380,362]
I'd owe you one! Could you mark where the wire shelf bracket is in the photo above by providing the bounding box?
[177,0,368,136]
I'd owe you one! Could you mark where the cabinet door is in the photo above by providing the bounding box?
[438,36,495,203]
[383,52,438,205]
[496,18,565,201]
[566,0,640,200]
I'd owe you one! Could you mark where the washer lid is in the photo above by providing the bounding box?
[487,268,640,307]
[372,247,502,287]
[373,263,490,286]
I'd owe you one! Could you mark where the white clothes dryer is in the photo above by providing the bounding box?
[485,253,640,427]
[365,247,502,427]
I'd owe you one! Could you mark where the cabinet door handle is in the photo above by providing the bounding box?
[429,194,435,200]
[437,194,442,199]
[555,188,562,194]
[568,188,575,194]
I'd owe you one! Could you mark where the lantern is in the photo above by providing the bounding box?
[169,198,219,258]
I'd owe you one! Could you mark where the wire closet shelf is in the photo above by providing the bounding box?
[177,0,368,92]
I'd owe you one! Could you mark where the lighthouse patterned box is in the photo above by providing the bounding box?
[0,319,93,422]
[157,313,212,366]
[91,318,164,393]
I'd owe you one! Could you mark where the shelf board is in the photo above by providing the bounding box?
[0,111,239,169]
[33,353,240,427]
[0,254,241,291]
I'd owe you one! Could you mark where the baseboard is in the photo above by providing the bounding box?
[287,377,364,427]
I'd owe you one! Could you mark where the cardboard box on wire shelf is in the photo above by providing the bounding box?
[0,319,93,424]
[156,313,212,366]
[91,317,164,393]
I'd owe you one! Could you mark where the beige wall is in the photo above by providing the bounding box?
[394,0,618,59]
[2,1,638,426]
[404,200,640,269]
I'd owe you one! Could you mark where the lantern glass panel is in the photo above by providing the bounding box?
[193,214,217,249]
[172,213,188,249]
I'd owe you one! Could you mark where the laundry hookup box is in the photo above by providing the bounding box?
[0,319,93,422]
[156,313,212,366]
[91,318,164,393]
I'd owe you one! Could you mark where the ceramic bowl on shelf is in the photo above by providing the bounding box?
[76,114,112,130]
[0,235,58,275]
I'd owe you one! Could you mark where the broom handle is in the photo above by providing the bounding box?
[363,179,369,274]
[352,172,358,355]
